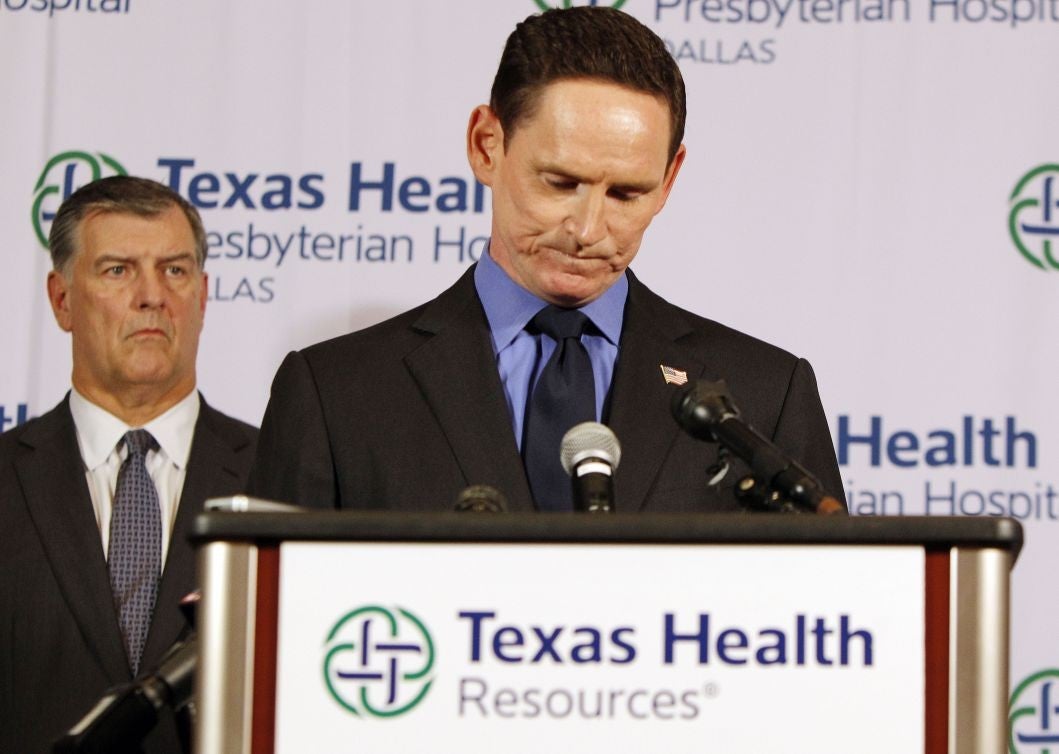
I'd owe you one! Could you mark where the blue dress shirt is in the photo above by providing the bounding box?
[474,248,628,450]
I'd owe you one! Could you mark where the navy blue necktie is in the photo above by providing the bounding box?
[523,306,596,511]
[108,429,162,676]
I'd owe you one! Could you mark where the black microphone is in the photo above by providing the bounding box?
[53,636,197,754]
[454,484,508,513]
[560,422,621,513]
[671,380,844,516]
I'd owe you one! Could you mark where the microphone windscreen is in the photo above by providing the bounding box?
[454,485,508,513]
[671,379,737,442]
[560,422,621,476]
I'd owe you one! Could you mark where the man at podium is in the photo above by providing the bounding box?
[248,7,844,514]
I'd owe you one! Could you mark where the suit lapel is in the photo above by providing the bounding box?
[400,268,708,513]
[608,274,706,512]
[141,401,247,669]
[403,267,535,512]
[16,399,131,684]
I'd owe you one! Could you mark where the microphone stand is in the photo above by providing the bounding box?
[54,595,201,753]
[674,380,845,516]
[732,472,809,514]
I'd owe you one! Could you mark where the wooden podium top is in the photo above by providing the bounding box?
[191,507,1023,561]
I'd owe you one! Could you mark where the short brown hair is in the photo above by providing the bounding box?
[490,7,686,164]
[48,175,207,275]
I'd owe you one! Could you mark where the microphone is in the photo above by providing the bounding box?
[54,635,197,753]
[205,494,303,513]
[560,422,621,513]
[454,484,508,513]
[671,380,844,516]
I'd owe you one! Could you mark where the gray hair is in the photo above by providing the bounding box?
[48,175,207,275]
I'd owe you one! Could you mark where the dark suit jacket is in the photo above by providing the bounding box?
[0,395,257,754]
[248,266,844,513]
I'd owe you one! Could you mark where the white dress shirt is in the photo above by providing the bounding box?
[69,388,200,564]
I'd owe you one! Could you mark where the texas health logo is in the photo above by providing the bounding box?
[1008,164,1059,271]
[31,150,127,248]
[1009,669,1059,753]
[323,605,435,718]
[533,0,627,9]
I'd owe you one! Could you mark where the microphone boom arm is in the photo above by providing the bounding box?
[672,380,844,516]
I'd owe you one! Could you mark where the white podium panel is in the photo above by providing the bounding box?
[273,543,924,754]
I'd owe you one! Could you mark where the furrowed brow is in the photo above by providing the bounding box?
[159,252,197,266]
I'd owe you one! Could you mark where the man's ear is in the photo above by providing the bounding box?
[653,143,687,216]
[47,270,73,333]
[466,105,505,187]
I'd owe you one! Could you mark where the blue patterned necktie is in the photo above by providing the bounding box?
[108,429,162,676]
[523,306,596,511]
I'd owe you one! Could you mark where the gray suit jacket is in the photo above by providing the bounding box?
[0,395,257,754]
[248,266,844,512]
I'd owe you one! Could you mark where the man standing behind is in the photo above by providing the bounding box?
[249,7,844,512]
[0,176,257,753]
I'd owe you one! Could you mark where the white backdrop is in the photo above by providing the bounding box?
[2,0,1056,737]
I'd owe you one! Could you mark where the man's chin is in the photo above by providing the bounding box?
[538,274,609,308]
[116,356,180,387]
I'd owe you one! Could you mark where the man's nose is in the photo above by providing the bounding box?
[567,189,608,248]
[134,269,166,308]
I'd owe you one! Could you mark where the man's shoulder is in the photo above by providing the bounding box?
[628,273,800,366]
[298,265,479,368]
[0,399,72,459]
[197,398,259,449]
[301,300,433,362]
[193,398,259,493]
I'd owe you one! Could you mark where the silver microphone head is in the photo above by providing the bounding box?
[560,422,621,476]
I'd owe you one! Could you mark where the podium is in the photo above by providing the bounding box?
[191,509,1021,754]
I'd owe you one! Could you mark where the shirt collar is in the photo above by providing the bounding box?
[474,244,628,350]
[70,388,201,470]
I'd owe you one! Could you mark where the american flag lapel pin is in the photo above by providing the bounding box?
[660,364,688,386]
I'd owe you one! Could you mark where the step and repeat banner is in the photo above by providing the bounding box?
[2,0,1056,745]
